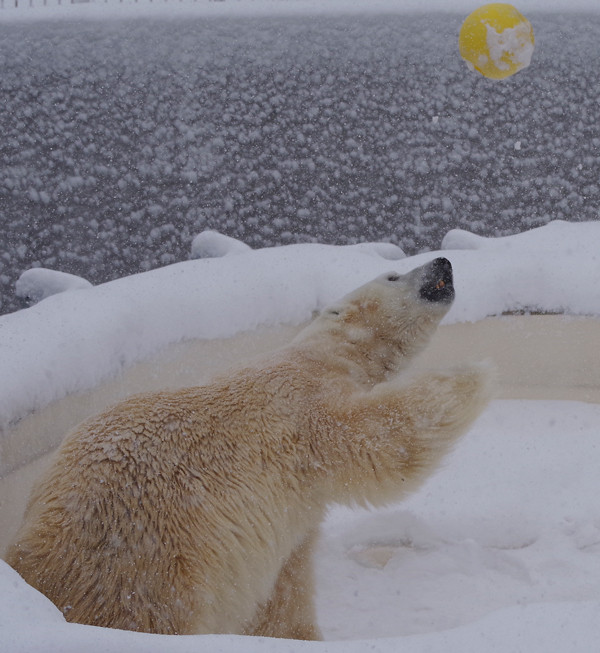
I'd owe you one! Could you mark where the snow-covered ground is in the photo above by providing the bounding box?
[1,221,600,651]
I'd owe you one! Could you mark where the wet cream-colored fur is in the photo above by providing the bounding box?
[6,260,491,639]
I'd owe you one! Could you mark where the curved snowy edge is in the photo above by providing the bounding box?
[0,559,598,653]
[1,220,599,428]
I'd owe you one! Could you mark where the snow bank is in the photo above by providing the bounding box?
[440,219,600,320]
[0,221,598,431]
[321,400,600,640]
[15,268,92,305]
[190,230,253,260]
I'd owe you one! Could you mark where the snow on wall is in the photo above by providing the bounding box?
[0,221,598,435]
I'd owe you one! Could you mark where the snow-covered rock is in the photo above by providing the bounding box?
[15,268,93,305]
[190,231,252,259]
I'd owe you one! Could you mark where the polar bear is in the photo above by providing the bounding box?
[5,257,491,640]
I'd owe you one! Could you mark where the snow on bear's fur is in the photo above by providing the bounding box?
[5,258,492,639]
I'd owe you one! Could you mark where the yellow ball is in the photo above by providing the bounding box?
[459,3,535,80]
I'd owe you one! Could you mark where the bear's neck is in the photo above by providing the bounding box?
[290,339,404,388]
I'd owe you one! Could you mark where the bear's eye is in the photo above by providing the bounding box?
[328,309,340,316]
[387,274,400,282]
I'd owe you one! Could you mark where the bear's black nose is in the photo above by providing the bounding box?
[419,257,455,304]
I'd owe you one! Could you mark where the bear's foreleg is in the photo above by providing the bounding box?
[245,529,322,640]
[331,364,492,505]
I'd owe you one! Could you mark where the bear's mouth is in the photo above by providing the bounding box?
[419,257,455,304]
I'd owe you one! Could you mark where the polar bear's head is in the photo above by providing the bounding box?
[295,258,455,383]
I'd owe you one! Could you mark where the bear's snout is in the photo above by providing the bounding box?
[419,257,455,304]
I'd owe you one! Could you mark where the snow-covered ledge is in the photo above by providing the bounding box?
[0,220,598,477]
[1,221,598,435]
